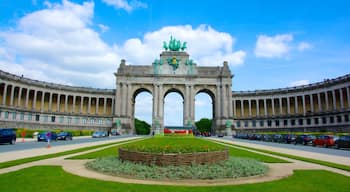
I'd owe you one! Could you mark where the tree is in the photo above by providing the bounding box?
[195,118,212,133]
[135,118,151,135]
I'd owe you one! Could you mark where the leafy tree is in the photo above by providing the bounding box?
[135,118,151,135]
[195,118,212,133]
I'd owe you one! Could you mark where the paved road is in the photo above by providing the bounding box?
[221,136,350,158]
[0,135,133,153]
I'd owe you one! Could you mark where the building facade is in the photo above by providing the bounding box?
[1,45,350,134]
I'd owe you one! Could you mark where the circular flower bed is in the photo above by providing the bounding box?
[86,156,268,180]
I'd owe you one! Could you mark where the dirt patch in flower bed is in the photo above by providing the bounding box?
[119,148,229,166]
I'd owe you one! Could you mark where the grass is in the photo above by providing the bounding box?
[87,156,267,179]
[0,166,349,192]
[217,140,350,172]
[121,137,226,153]
[69,137,288,163]
[0,138,140,169]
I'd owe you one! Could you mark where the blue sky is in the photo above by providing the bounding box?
[0,0,349,125]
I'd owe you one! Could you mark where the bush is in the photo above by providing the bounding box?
[87,156,268,180]
[135,118,150,135]
[195,118,212,133]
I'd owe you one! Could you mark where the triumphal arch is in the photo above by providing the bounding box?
[114,37,234,135]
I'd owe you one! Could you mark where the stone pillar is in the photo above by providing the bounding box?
[80,96,84,113]
[127,84,132,117]
[49,93,52,111]
[279,97,283,115]
[271,98,275,116]
[2,84,7,105]
[25,89,29,109]
[32,90,37,109]
[302,95,306,115]
[10,85,15,106]
[227,85,233,118]
[64,95,68,112]
[339,89,344,109]
[216,85,221,119]
[347,87,350,108]
[287,97,291,114]
[325,91,329,111]
[122,84,127,116]
[222,85,227,118]
[241,100,244,117]
[184,85,189,124]
[88,97,91,114]
[248,99,252,117]
[294,96,299,114]
[103,97,107,115]
[18,87,22,107]
[153,84,159,120]
[96,97,99,114]
[114,83,121,116]
[233,99,236,117]
[72,95,76,113]
[57,94,60,112]
[310,94,314,113]
[264,99,267,116]
[332,90,336,110]
[317,93,322,112]
[190,85,195,120]
[256,99,260,116]
[158,84,164,126]
[41,92,45,112]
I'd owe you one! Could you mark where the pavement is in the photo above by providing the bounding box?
[0,136,349,186]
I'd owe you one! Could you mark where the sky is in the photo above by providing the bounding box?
[0,0,349,125]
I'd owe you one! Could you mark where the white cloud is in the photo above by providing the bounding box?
[0,0,119,88]
[117,25,246,67]
[102,0,147,12]
[98,24,109,33]
[0,1,245,90]
[254,34,293,58]
[297,42,312,51]
[289,80,310,87]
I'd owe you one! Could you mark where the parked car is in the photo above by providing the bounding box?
[57,132,73,140]
[282,134,296,143]
[92,131,108,138]
[217,133,224,137]
[272,134,283,142]
[0,128,16,144]
[313,135,335,147]
[294,134,316,145]
[37,132,58,142]
[334,135,350,149]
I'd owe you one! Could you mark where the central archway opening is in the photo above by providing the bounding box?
[164,89,184,126]
[195,90,215,135]
[133,89,152,135]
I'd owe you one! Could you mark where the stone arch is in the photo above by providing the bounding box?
[163,87,185,99]
[194,88,216,132]
[130,87,153,134]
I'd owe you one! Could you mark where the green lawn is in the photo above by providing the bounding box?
[0,166,349,192]
[70,137,288,163]
[0,138,141,169]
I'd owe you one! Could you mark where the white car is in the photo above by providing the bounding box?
[92,131,107,138]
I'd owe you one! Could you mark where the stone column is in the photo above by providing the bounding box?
[96,97,99,114]
[325,91,329,111]
[158,84,164,124]
[294,96,299,114]
[279,97,283,115]
[241,100,244,117]
[347,87,350,108]
[190,85,195,120]
[271,98,275,116]
[72,95,76,113]
[122,84,127,116]
[32,90,37,109]
[80,96,84,113]
[41,92,45,112]
[57,94,60,112]
[256,99,260,116]
[64,94,68,112]
[264,99,267,116]
[2,84,7,105]
[222,85,227,118]
[184,85,189,124]
[17,87,22,107]
[49,93,52,111]
[248,99,252,117]
[88,97,91,114]
[227,85,233,118]
[233,99,236,117]
[127,84,132,117]
[302,95,306,115]
[216,85,221,119]
[25,89,29,109]
[10,85,15,106]
[332,90,336,110]
[103,97,107,115]
[339,89,344,109]
[310,94,314,113]
[153,84,159,120]
[287,97,291,114]
[317,93,322,112]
